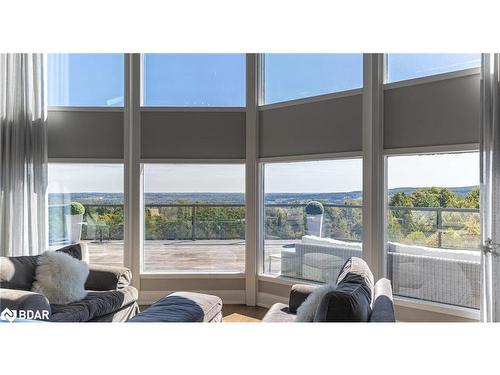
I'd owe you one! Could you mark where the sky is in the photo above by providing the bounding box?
[46,54,481,194]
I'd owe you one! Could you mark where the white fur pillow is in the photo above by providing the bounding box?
[32,251,89,304]
[296,283,336,322]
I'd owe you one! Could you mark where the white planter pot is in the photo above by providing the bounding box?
[306,214,323,237]
[65,214,84,244]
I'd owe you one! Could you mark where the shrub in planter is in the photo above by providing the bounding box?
[305,201,324,237]
[70,202,85,215]
[305,201,324,216]
[66,202,85,244]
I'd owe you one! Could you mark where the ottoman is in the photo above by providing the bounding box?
[128,292,223,322]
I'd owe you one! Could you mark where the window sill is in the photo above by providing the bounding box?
[140,272,245,279]
[394,296,480,321]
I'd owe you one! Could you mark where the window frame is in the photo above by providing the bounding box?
[383,144,481,317]
[47,159,126,267]
[139,159,247,276]
[45,53,482,320]
[258,152,364,280]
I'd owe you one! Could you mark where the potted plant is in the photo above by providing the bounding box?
[305,201,324,237]
[65,202,85,244]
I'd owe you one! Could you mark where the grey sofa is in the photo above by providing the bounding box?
[0,244,139,322]
[264,258,395,322]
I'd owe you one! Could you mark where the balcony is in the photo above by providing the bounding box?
[50,203,479,275]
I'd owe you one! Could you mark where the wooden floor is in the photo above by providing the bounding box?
[222,305,268,322]
[85,239,299,274]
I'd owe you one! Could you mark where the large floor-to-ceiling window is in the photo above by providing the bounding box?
[385,152,480,309]
[261,158,363,283]
[48,163,124,267]
[142,164,245,273]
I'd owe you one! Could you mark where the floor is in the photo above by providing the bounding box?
[222,305,268,322]
[84,239,299,274]
[138,304,269,322]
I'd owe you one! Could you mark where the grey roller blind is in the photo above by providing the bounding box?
[47,110,124,159]
[384,74,480,149]
[141,110,246,159]
[259,94,362,158]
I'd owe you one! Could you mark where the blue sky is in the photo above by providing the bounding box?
[47,54,481,193]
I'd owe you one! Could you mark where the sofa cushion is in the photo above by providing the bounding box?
[312,257,373,322]
[0,288,51,318]
[314,273,372,322]
[336,257,374,297]
[55,243,85,261]
[0,255,39,290]
[128,292,223,322]
[0,244,85,291]
[289,284,318,313]
[85,264,132,291]
[49,285,138,322]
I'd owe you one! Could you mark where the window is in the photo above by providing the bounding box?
[386,152,480,309]
[48,163,124,267]
[142,164,245,273]
[47,54,124,107]
[142,54,246,106]
[386,54,481,83]
[263,54,363,105]
[262,159,363,283]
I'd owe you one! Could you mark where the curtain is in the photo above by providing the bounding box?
[0,54,48,257]
[480,53,500,322]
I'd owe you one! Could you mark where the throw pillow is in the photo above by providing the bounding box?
[32,251,89,304]
[295,283,336,322]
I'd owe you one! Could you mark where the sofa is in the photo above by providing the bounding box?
[281,236,362,283]
[280,235,480,309]
[263,257,395,322]
[0,243,139,322]
[387,242,480,309]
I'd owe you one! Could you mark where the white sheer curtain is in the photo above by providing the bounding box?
[0,54,48,256]
[480,53,500,322]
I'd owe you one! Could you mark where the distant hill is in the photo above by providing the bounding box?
[48,185,479,206]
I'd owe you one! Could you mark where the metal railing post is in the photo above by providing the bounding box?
[191,205,196,241]
[437,208,443,248]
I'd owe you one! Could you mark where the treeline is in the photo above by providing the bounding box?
[388,187,480,249]
[49,188,480,250]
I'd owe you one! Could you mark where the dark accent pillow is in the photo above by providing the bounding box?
[0,255,40,290]
[313,273,372,322]
[55,244,83,261]
[312,257,374,322]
